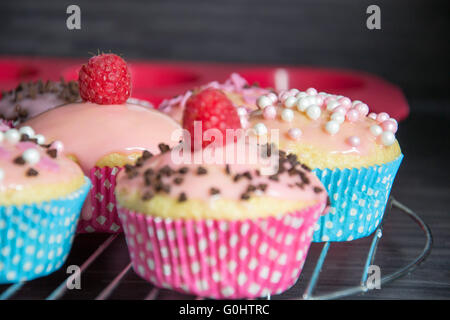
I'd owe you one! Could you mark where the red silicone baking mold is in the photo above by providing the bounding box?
[0,56,409,120]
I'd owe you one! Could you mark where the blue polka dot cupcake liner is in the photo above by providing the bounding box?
[0,177,91,284]
[312,155,403,242]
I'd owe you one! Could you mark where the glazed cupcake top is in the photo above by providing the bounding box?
[248,88,401,169]
[21,53,181,172]
[22,102,182,172]
[0,126,85,204]
[0,80,80,123]
[159,73,271,124]
[115,141,328,220]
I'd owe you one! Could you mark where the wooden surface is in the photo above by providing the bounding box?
[1,98,449,300]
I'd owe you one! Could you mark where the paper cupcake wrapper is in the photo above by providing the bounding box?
[311,155,403,242]
[0,177,90,284]
[77,166,123,233]
[118,201,325,299]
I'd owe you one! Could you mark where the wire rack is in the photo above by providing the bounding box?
[0,197,433,300]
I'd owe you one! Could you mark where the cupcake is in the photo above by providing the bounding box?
[115,88,328,299]
[0,126,90,283]
[248,88,403,242]
[159,73,272,125]
[21,53,181,233]
[0,79,80,124]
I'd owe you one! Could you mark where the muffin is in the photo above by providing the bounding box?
[159,73,272,125]
[248,88,403,242]
[116,143,327,298]
[21,53,181,233]
[0,126,90,283]
[115,87,328,299]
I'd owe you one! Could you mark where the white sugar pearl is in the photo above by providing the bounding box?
[34,134,46,145]
[22,148,40,165]
[19,126,35,138]
[295,92,308,99]
[352,100,363,106]
[331,112,345,124]
[253,123,268,136]
[51,140,64,153]
[257,96,272,109]
[326,100,340,111]
[284,96,297,108]
[0,169,4,181]
[267,92,278,103]
[288,128,302,140]
[368,112,377,120]
[281,109,294,122]
[347,136,361,147]
[381,131,395,146]
[4,129,21,145]
[306,105,321,120]
[370,125,383,136]
[325,121,340,135]
[306,87,318,95]
[306,96,317,105]
[289,88,300,96]
[236,107,247,117]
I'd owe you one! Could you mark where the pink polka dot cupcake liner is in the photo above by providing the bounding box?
[118,201,325,299]
[77,166,123,233]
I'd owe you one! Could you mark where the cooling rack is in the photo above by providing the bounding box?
[0,197,432,300]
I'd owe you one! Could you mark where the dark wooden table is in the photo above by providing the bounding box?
[1,98,449,300]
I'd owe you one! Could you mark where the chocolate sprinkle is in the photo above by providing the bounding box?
[313,186,323,193]
[13,156,26,165]
[301,164,312,172]
[26,168,39,177]
[178,167,188,174]
[196,166,207,175]
[158,143,170,153]
[258,183,268,192]
[160,165,174,177]
[241,193,250,200]
[142,191,154,201]
[47,149,57,158]
[144,168,154,176]
[142,150,153,160]
[210,187,220,195]
[178,192,187,202]
[174,177,184,185]
[243,171,252,180]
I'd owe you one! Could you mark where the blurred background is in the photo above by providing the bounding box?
[0,0,448,101]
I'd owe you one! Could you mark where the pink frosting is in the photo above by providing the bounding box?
[0,139,82,193]
[116,144,327,204]
[250,107,386,156]
[22,102,182,173]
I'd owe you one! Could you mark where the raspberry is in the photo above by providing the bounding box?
[78,53,131,105]
[182,88,242,150]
